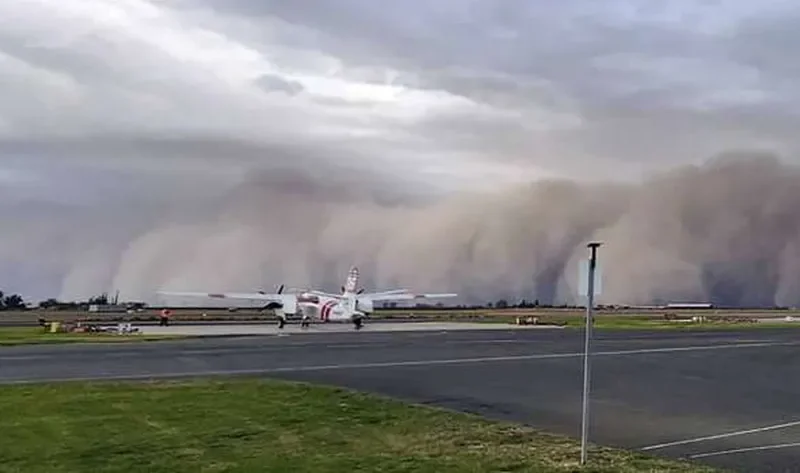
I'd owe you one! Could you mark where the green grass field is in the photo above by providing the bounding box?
[0,327,183,346]
[4,307,800,326]
[497,315,800,330]
[585,318,799,330]
[2,308,799,347]
[0,378,721,473]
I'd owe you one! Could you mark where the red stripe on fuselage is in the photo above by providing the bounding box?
[320,300,337,321]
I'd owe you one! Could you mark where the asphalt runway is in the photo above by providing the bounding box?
[137,320,558,335]
[1,325,800,472]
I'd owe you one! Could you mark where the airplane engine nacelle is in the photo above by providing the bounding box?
[355,297,373,313]
[263,295,297,315]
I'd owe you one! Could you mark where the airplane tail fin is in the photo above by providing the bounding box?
[343,266,359,294]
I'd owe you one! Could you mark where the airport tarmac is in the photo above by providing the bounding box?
[137,320,560,335]
[1,325,799,472]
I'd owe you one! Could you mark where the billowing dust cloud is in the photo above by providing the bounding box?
[10,151,800,307]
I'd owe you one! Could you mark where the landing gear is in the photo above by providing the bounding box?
[301,315,310,329]
[277,316,286,329]
[353,317,363,330]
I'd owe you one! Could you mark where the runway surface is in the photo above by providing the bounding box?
[137,320,559,335]
[1,324,800,472]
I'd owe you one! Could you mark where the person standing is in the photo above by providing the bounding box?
[159,308,172,326]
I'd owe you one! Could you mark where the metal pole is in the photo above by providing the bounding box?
[580,242,601,465]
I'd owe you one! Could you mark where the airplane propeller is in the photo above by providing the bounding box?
[341,286,365,294]
[257,284,285,312]
[257,284,284,295]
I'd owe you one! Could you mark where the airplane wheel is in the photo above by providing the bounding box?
[278,318,285,329]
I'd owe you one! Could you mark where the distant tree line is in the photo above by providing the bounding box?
[0,291,577,312]
[37,292,131,311]
[0,290,140,312]
[0,290,26,310]
[5,289,788,312]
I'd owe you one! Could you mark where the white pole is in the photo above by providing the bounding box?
[580,242,601,465]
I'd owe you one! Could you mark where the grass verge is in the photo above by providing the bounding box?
[562,317,800,330]
[475,314,800,331]
[0,378,722,473]
[0,327,184,346]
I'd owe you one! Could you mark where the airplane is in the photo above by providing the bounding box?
[157,266,458,330]
[296,266,458,329]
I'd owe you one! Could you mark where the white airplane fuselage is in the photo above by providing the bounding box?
[295,292,369,323]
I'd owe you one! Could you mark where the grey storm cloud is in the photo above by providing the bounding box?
[254,74,305,95]
[3,1,800,307]
[186,0,800,174]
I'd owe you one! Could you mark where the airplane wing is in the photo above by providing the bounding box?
[365,289,409,297]
[363,292,458,302]
[157,291,286,302]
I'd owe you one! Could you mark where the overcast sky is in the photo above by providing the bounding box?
[3,1,800,188]
[2,1,800,302]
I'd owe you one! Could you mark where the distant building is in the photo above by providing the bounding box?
[663,303,713,309]
[88,304,127,313]
[88,302,146,313]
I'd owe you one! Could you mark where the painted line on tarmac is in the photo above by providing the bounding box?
[1,340,796,384]
[641,419,800,451]
[689,442,800,459]
[0,339,545,361]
